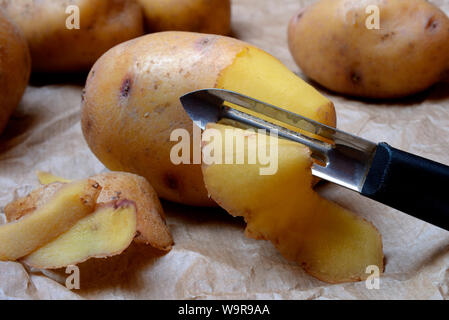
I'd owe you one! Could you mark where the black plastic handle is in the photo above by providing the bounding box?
[361,142,449,230]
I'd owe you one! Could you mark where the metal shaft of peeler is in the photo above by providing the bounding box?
[221,107,331,160]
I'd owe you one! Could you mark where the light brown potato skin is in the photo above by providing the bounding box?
[5,173,173,251]
[4,183,64,222]
[288,0,449,98]
[138,0,231,35]
[92,172,173,250]
[0,0,144,72]
[0,179,101,261]
[82,32,246,206]
[0,10,30,134]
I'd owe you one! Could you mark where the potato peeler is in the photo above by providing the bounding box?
[180,89,449,230]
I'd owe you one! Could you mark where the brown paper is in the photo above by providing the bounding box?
[1,0,449,300]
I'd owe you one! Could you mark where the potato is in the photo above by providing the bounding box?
[81,31,336,206]
[0,9,30,134]
[23,200,137,269]
[201,123,384,283]
[6,171,174,251]
[0,179,101,261]
[288,0,449,98]
[0,0,144,72]
[138,0,231,35]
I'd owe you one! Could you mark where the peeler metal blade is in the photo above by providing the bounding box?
[180,88,376,192]
[180,88,449,230]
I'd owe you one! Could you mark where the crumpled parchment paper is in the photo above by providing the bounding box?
[1,0,449,300]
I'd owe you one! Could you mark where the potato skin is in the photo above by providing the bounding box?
[0,0,144,72]
[91,172,173,250]
[138,0,231,35]
[4,182,64,222]
[5,172,173,251]
[0,10,30,134]
[288,0,449,98]
[82,32,247,206]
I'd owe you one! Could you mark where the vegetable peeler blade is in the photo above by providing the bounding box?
[180,88,377,192]
[181,88,449,230]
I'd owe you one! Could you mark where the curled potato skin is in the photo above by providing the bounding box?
[0,0,144,72]
[138,0,231,35]
[288,0,449,98]
[0,10,30,134]
[5,172,173,251]
[92,172,173,250]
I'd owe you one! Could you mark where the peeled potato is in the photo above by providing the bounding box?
[23,200,137,269]
[0,0,144,72]
[0,179,101,261]
[201,124,384,283]
[138,0,231,35]
[288,0,449,98]
[0,9,30,134]
[81,31,335,206]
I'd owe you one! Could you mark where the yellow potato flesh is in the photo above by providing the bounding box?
[23,201,137,269]
[36,171,72,185]
[35,171,173,250]
[217,47,336,129]
[4,182,64,222]
[201,124,383,283]
[0,180,100,261]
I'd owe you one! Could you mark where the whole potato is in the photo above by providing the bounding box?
[0,0,144,72]
[288,0,449,98]
[138,0,231,35]
[0,10,30,134]
[81,32,336,206]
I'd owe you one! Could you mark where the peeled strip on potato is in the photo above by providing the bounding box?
[201,124,383,283]
[35,171,173,250]
[0,179,100,261]
[23,200,137,269]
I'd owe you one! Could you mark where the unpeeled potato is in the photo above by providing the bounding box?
[81,31,336,206]
[288,0,449,98]
[138,0,231,35]
[0,0,144,72]
[0,9,30,134]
